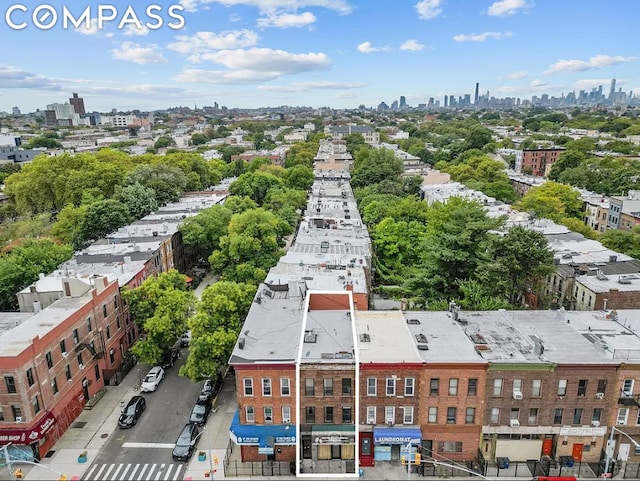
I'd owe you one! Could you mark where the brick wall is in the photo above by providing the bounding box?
[235,365,296,424]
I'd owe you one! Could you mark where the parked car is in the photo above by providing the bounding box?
[180,331,191,347]
[160,348,180,369]
[118,395,146,428]
[172,423,200,461]
[189,395,212,425]
[201,375,223,399]
[140,366,165,392]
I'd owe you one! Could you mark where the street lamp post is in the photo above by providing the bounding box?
[603,425,640,477]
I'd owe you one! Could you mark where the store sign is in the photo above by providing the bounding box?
[258,446,275,455]
[315,435,354,445]
[0,411,56,444]
[559,426,606,437]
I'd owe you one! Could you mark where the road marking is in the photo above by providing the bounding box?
[122,442,175,448]
[118,464,132,480]
[103,464,115,479]
[129,464,141,479]
[155,463,165,481]
[146,463,157,481]
[84,465,97,478]
[163,464,173,481]
[112,464,123,479]
[137,463,149,479]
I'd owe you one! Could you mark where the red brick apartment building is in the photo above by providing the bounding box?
[521,148,565,177]
[0,276,127,459]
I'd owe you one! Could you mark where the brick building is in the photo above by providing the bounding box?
[520,148,565,177]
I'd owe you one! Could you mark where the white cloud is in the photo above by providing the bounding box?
[506,70,527,80]
[400,39,426,51]
[259,80,365,92]
[257,11,316,28]
[167,30,259,55]
[487,0,531,17]
[415,0,443,20]
[122,24,150,36]
[545,54,636,75]
[76,19,100,35]
[179,0,352,14]
[0,64,62,90]
[453,31,512,42]
[573,78,627,90]
[110,42,168,64]
[356,41,389,54]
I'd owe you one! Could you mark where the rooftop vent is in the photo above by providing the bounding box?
[407,318,421,325]
[415,333,428,343]
[335,351,353,359]
[417,344,429,351]
[619,276,633,285]
[596,270,609,281]
[359,333,371,342]
[470,333,487,345]
[321,353,335,359]
[238,337,245,350]
[304,331,317,343]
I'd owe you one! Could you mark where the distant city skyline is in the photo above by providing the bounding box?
[0,1,637,113]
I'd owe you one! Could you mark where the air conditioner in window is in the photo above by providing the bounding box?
[62,352,68,358]
[367,419,375,425]
[512,391,523,400]
[15,416,23,423]
[510,419,520,428]
[386,420,394,426]
[283,418,291,424]
[592,420,601,427]
[596,392,605,400]
[79,364,84,370]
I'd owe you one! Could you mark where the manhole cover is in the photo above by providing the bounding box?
[101,433,109,439]
[71,422,87,429]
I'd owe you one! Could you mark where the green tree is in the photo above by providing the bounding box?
[600,226,640,259]
[190,133,209,145]
[50,203,87,245]
[125,164,187,205]
[26,136,63,149]
[351,148,403,189]
[229,171,285,205]
[198,281,257,332]
[113,182,158,219]
[179,204,232,262]
[180,324,237,381]
[514,181,584,221]
[153,136,176,150]
[76,199,132,248]
[283,165,314,191]
[548,150,586,181]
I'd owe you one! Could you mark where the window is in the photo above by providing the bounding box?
[65,365,72,381]
[51,377,58,395]
[102,305,108,318]
[447,407,457,424]
[324,406,334,423]
[449,379,458,396]
[342,407,352,423]
[11,406,22,421]
[367,378,376,396]
[528,408,539,425]
[246,406,255,423]
[0,408,4,421]
[430,378,439,396]
[46,351,53,369]
[405,378,415,396]
[623,379,634,396]
[593,408,602,423]
[386,378,396,396]
[262,378,272,396]
[77,352,83,368]
[573,408,583,425]
[281,378,290,396]
[324,378,333,396]
[33,395,40,415]
[597,379,607,395]
[60,340,67,355]
[342,378,352,395]
[465,407,475,424]
[116,316,121,329]
[306,406,315,423]
[513,379,522,393]
[554,408,563,424]
[86,317,92,332]
[94,365,100,381]
[264,407,273,422]
[532,379,542,397]
[510,408,519,421]
[578,379,588,397]
[385,406,395,424]
[491,408,500,424]
[618,408,629,425]
[367,406,376,424]
[114,297,118,309]
[438,441,463,453]
[243,378,253,396]
[106,326,111,340]
[493,378,503,396]
[26,369,34,387]
[558,379,567,396]
[73,328,79,344]
[468,379,477,396]
[428,407,437,423]
[305,378,314,396]
[5,376,16,394]
[282,406,291,423]
[403,406,414,424]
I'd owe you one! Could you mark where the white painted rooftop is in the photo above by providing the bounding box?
[301,309,356,364]
[355,311,423,364]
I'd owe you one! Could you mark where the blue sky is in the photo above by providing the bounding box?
[0,0,637,113]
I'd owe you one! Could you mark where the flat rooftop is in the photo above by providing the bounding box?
[301,309,356,364]
[355,311,423,364]
[266,263,367,294]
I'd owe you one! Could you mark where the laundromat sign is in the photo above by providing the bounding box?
[0,411,56,444]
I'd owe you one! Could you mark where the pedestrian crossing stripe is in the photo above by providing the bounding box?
[82,462,185,481]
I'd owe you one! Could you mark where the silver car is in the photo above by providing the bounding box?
[140,366,165,392]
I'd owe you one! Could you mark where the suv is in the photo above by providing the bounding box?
[201,375,223,399]
[180,331,191,347]
[172,423,200,461]
[118,395,146,428]
[189,395,212,426]
[140,366,165,392]
[160,348,180,369]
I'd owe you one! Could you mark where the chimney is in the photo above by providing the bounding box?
[38,273,45,280]
[33,300,42,313]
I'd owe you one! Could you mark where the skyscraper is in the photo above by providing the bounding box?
[474,82,479,105]
[69,93,85,115]
[399,95,406,108]
[609,78,617,104]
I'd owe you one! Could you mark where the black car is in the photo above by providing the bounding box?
[118,395,146,428]
[189,395,212,425]
[201,375,223,399]
[160,348,180,369]
[172,423,200,461]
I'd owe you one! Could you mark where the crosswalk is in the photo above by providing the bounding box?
[82,462,186,480]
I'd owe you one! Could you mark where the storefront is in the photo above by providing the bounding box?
[229,410,296,462]
[311,425,356,461]
[373,426,422,462]
[0,411,56,461]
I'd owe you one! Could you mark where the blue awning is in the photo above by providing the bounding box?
[373,427,422,445]
[229,410,296,446]
[258,436,275,455]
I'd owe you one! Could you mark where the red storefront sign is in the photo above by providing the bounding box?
[0,411,56,445]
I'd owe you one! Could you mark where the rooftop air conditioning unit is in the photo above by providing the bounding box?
[513,391,523,400]
[596,392,605,400]
[510,419,520,428]
[592,420,601,427]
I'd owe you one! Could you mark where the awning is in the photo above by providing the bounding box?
[373,427,422,445]
[258,436,275,455]
[0,411,56,445]
[229,410,296,446]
